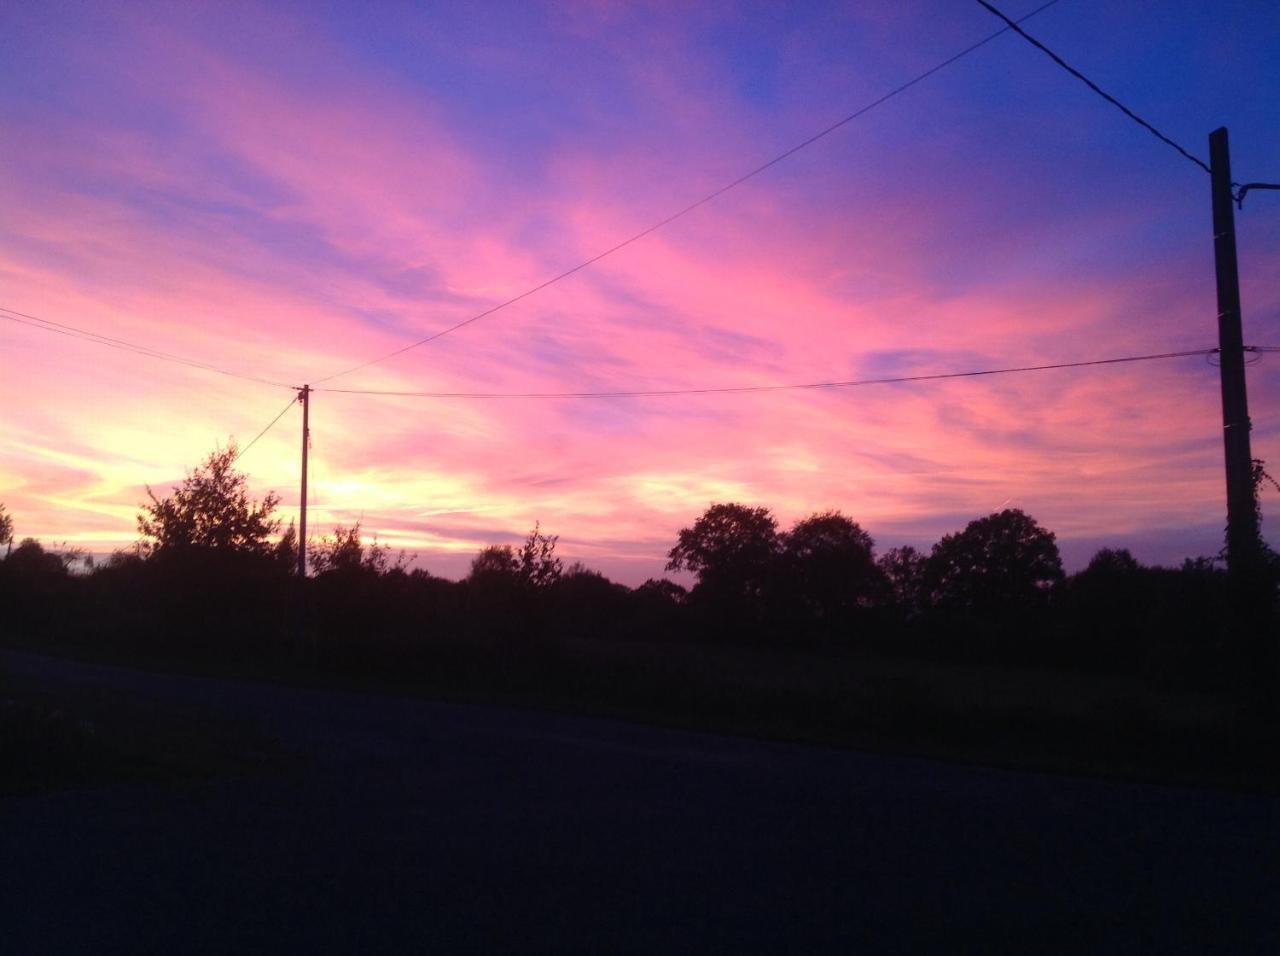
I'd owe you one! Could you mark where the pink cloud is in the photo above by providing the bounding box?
[2,2,1276,582]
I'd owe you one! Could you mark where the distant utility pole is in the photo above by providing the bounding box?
[1209,128,1259,576]
[297,384,311,578]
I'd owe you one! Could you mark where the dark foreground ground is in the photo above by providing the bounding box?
[2,649,1277,954]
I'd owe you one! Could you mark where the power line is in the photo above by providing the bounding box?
[233,394,300,463]
[315,348,1214,400]
[1234,183,1280,210]
[973,0,1211,175]
[0,306,296,390]
[311,0,1064,386]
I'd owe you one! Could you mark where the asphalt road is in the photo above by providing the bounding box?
[2,649,1276,953]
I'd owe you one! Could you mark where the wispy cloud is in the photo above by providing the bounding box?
[1,1,1277,581]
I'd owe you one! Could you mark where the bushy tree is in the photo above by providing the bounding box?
[518,522,562,589]
[1249,458,1280,587]
[468,524,562,590]
[926,509,1063,611]
[309,522,403,576]
[551,562,629,635]
[465,543,523,614]
[781,511,884,620]
[275,521,299,572]
[877,545,928,615]
[1065,547,1149,666]
[4,538,67,579]
[51,543,92,573]
[634,577,687,606]
[137,444,280,558]
[0,502,13,557]
[666,503,780,603]
[1084,547,1140,576]
[470,544,518,579]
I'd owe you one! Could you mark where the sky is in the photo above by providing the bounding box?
[1,0,1278,585]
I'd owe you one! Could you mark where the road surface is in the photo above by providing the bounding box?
[2,649,1276,953]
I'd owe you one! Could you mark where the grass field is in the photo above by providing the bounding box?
[5,628,1274,796]
[1,659,291,795]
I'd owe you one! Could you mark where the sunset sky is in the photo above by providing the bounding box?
[2,0,1278,584]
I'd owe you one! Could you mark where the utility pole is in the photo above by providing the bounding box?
[297,384,311,578]
[1209,127,1259,577]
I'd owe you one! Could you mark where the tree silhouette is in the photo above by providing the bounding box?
[667,503,780,604]
[926,509,1063,611]
[309,522,404,576]
[634,578,688,606]
[5,538,67,579]
[0,502,13,557]
[518,522,562,589]
[877,545,928,615]
[467,525,562,591]
[1084,547,1140,576]
[275,520,299,571]
[1067,547,1148,668]
[551,562,629,636]
[1249,458,1280,585]
[470,544,519,579]
[137,444,280,558]
[781,511,885,621]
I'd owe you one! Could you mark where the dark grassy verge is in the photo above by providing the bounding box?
[4,627,1276,795]
[0,656,296,797]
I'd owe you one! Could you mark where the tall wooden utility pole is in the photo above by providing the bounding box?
[297,384,311,578]
[1209,128,1259,576]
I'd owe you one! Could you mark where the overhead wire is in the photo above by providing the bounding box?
[1234,183,1280,210]
[233,393,300,462]
[314,348,1215,400]
[1,306,296,390]
[310,0,1065,386]
[973,0,1212,175]
[975,2,1280,209]
[1213,348,1266,368]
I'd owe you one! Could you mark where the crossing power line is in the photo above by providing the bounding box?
[0,306,295,390]
[974,0,1280,209]
[314,349,1217,400]
[233,394,300,463]
[310,0,1065,386]
[974,0,1211,174]
[1,302,1233,405]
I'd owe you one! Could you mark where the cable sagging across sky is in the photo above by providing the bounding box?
[973,0,1211,174]
[310,0,1065,386]
[315,348,1215,400]
[0,306,295,390]
[974,4,1280,208]
[233,394,300,463]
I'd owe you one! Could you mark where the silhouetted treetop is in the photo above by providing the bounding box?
[5,538,67,579]
[137,444,280,558]
[470,544,518,580]
[518,523,562,589]
[467,524,562,591]
[926,509,1063,610]
[878,545,928,613]
[275,520,298,571]
[635,577,688,605]
[0,502,13,556]
[666,503,779,601]
[782,511,884,615]
[1084,548,1141,576]
[309,522,404,576]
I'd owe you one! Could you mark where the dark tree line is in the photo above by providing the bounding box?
[664,502,1066,628]
[0,445,1275,690]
